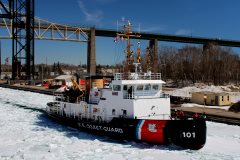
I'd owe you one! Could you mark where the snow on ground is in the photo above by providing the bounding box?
[165,84,240,109]
[182,103,230,111]
[0,87,240,160]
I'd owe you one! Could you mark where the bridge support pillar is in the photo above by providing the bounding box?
[202,43,210,54]
[202,42,216,54]
[149,39,158,73]
[12,0,35,80]
[87,28,96,75]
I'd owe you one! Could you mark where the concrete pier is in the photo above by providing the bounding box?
[87,28,96,75]
[149,39,158,72]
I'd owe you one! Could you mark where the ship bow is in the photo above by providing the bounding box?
[167,120,207,150]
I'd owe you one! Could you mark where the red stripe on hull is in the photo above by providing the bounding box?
[139,120,167,143]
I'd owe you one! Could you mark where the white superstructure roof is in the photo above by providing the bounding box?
[112,80,165,85]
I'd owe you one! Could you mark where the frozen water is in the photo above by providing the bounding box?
[0,87,240,160]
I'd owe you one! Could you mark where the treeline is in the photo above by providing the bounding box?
[156,44,240,86]
[35,62,80,78]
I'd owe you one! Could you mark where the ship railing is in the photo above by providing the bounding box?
[146,113,171,120]
[53,92,86,103]
[159,114,171,120]
[123,92,152,99]
[124,92,169,99]
[53,93,65,101]
[48,101,62,115]
[50,97,106,122]
[136,114,171,120]
[160,93,170,98]
[49,102,61,113]
[114,73,161,80]
[61,105,107,122]
[134,91,158,96]
[76,96,86,103]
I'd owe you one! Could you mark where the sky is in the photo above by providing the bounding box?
[1,0,240,65]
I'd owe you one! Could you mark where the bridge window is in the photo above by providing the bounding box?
[144,84,151,91]
[136,85,144,91]
[113,85,121,91]
[152,84,159,91]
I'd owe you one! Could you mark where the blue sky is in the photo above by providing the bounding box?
[1,0,240,65]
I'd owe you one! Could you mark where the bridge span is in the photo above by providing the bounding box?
[1,18,240,77]
[1,19,240,47]
[95,28,240,47]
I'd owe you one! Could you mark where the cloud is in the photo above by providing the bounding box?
[176,29,192,35]
[78,0,104,24]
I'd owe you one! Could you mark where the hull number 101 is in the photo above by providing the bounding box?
[182,132,196,138]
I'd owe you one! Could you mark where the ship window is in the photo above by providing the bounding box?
[113,85,121,91]
[109,83,112,89]
[112,109,116,115]
[152,84,159,91]
[144,84,151,91]
[123,85,127,90]
[136,85,144,91]
[123,110,127,116]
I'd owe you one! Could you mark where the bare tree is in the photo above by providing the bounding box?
[157,43,240,86]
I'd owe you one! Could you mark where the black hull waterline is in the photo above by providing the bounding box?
[46,112,206,150]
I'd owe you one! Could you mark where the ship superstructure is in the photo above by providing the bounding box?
[49,70,170,122]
